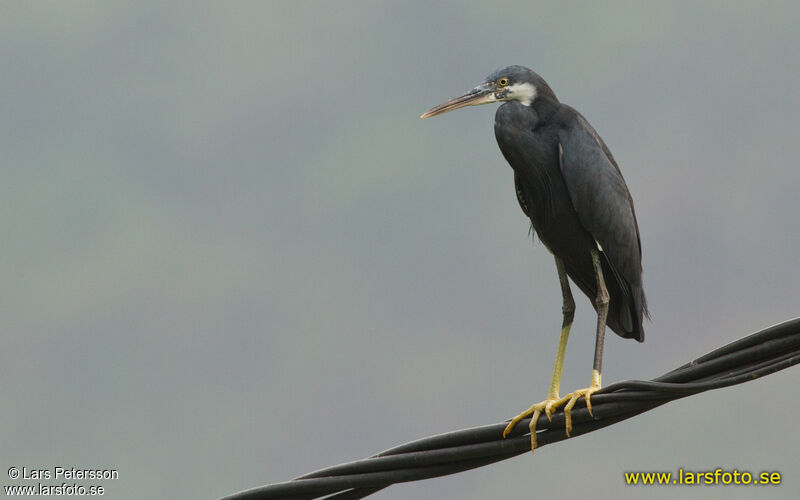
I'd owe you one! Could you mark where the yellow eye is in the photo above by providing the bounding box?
[498,78,509,87]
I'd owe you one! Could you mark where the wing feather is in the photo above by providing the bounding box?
[557,114,643,288]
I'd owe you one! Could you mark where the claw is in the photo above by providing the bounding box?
[528,407,542,449]
[504,379,601,451]
[503,394,570,451]
[544,399,557,420]
[562,385,600,436]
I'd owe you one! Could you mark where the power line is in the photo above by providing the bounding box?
[220,317,800,500]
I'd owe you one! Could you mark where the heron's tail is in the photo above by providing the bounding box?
[624,284,648,342]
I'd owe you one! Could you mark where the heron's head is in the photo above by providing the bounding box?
[421,65,554,119]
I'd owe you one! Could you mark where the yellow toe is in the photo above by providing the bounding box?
[562,384,600,436]
[503,394,571,451]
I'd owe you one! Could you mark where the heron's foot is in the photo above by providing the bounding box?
[502,393,571,451]
[561,383,601,437]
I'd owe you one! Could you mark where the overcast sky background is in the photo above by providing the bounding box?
[3,2,800,499]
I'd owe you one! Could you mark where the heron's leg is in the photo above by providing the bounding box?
[502,256,575,450]
[561,247,609,435]
[547,256,575,403]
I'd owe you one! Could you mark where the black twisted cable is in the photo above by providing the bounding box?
[221,317,800,500]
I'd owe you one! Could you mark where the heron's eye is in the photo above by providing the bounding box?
[498,78,509,87]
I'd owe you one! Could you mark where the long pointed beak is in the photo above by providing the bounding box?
[420,86,496,119]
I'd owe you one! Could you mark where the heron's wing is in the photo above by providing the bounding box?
[557,112,643,288]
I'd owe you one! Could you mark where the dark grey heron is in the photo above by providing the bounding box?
[421,66,648,450]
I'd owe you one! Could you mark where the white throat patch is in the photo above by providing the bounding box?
[507,82,537,106]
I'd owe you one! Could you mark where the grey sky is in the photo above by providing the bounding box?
[3,2,799,499]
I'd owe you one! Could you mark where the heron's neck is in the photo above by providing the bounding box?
[532,96,560,121]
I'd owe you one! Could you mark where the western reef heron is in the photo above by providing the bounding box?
[421,65,649,450]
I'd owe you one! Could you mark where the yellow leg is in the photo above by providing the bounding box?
[502,252,609,451]
[560,249,608,437]
[502,321,573,450]
[503,256,576,451]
